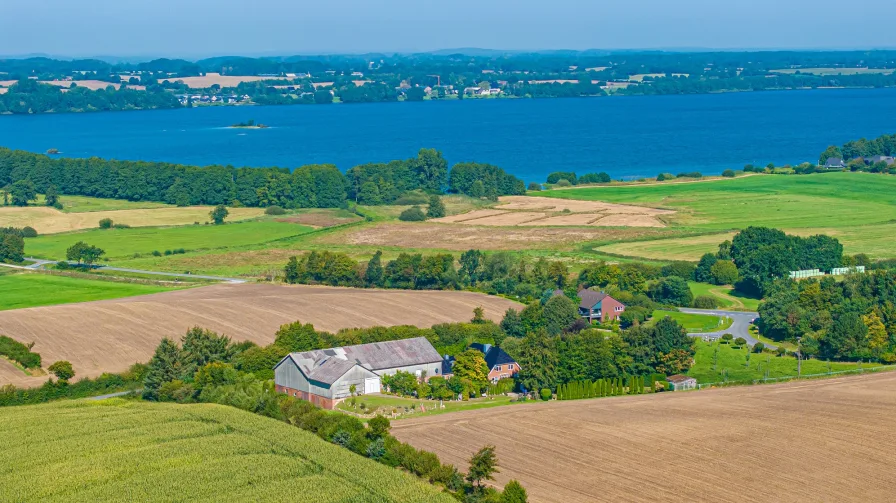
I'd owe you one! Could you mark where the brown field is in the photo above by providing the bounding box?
[321,222,676,251]
[0,206,264,234]
[274,209,362,228]
[159,73,284,89]
[0,283,520,388]
[40,80,146,91]
[394,372,896,503]
[431,196,673,228]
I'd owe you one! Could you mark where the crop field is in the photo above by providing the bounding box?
[687,339,870,383]
[0,283,520,387]
[0,399,452,503]
[650,310,732,332]
[536,173,896,259]
[25,220,312,260]
[0,204,264,234]
[159,72,286,88]
[393,371,896,503]
[0,271,176,311]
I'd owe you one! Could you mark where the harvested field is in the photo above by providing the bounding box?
[0,206,264,234]
[394,372,896,503]
[159,72,283,88]
[322,222,675,251]
[40,80,145,91]
[274,209,362,228]
[431,196,672,228]
[0,283,520,387]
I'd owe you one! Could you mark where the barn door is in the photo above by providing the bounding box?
[364,377,381,394]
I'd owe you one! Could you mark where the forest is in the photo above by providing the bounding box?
[0,79,180,114]
[0,147,524,208]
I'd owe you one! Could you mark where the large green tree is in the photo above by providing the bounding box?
[515,330,558,392]
[543,295,579,336]
[9,179,37,207]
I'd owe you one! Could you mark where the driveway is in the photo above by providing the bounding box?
[677,308,773,349]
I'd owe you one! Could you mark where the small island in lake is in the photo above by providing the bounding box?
[229,119,269,129]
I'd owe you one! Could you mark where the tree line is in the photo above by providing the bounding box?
[0,79,181,114]
[0,147,524,208]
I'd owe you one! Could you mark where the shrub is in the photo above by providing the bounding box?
[540,388,552,401]
[398,207,426,222]
[722,169,736,177]
[752,342,765,353]
[98,218,113,229]
[527,182,542,191]
[676,171,703,178]
[21,226,37,238]
[53,202,64,210]
[775,346,787,357]
[692,295,719,309]
[0,335,41,369]
[48,360,75,382]
[151,250,162,257]
[393,190,430,206]
[112,223,131,229]
[555,179,572,187]
[264,205,287,215]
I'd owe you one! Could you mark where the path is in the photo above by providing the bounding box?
[677,308,773,348]
[706,285,745,310]
[86,390,139,401]
[22,258,246,283]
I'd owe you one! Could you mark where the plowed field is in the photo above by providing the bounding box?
[393,372,896,503]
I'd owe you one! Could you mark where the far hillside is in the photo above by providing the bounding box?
[0,399,453,503]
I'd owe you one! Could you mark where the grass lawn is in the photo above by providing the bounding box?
[651,310,733,333]
[536,172,896,259]
[0,399,452,503]
[53,195,172,212]
[25,220,315,261]
[689,281,761,311]
[0,271,176,310]
[338,393,515,419]
[687,339,877,383]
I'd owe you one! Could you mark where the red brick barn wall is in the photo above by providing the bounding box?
[600,296,625,321]
[276,384,337,410]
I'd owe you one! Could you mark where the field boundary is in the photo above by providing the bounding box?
[696,363,896,388]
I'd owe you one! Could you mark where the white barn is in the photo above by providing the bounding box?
[273,337,443,409]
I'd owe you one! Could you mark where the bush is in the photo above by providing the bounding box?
[540,388,552,401]
[676,171,703,178]
[48,360,75,382]
[53,202,64,210]
[657,173,674,181]
[151,250,162,257]
[721,169,736,178]
[0,335,41,369]
[393,190,430,206]
[265,205,287,215]
[398,207,427,222]
[98,218,113,229]
[692,295,719,309]
[527,182,542,191]
[752,342,765,353]
[112,223,131,229]
[555,179,572,187]
[775,346,787,357]
[21,226,37,238]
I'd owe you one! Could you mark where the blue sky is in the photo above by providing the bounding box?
[3,0,895,58]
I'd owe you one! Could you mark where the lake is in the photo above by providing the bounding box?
[1,88,895,182]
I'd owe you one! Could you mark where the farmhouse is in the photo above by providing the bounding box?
[555,289,626,323]
[470,343,520,382]
[667,374,697,391]
[274,337,443,409]
[823,157,846,169]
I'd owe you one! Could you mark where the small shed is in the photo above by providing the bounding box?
[667,374,697,391]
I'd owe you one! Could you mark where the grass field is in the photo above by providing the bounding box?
[771,67,895,75]
[0,399,452,503]
[0,271,175,311]
[393,371,896,503]
[31,194,172,212]
[338,394,515,419]
[687,339,871,383]
[535,173,896,259]
[689,281,761,311]
[651,310,732,332]
[25,220,314,260]
[0,283,520,388]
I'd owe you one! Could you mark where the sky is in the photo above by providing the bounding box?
[3,0,896,58]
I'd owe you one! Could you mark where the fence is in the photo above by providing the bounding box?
[697,364,896,389]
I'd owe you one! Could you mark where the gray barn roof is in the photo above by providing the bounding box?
[278,337,442,385]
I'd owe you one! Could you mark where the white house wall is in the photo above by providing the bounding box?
[330,366,380,399]
[374,361,444,379]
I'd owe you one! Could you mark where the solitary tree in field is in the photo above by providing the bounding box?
[426,195,446,218]
[48,360,75,383]
[45,185,59,207]
[209,205,229,225]
[467,445,499,489]
[66,241,105,266]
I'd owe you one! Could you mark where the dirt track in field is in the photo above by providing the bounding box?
[0,284,520,387]
[393,372,896,503]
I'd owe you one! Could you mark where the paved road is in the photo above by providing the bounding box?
[23,258,246,283]
[678,308,774,349]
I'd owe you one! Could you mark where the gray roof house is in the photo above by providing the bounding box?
[868,155,896,166]
[273,337,444,409]
[823,157,846,169]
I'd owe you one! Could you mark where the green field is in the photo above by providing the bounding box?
[26,220,315,261]
[536,173,896,259]
[687,339,878,383]
[0,271,176,310]
[689,282,761,311]
[0,399,452,503]
[338,394,514,418]
[651,310,732,333]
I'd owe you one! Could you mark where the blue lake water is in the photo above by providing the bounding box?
[1,88,895,182]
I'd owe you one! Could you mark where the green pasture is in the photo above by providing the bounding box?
[338,394,514,419]
[25,220,314,261]
[689,282,761,311]
[0,272,175,310]
[35,194,172,212]
[687,339,882,384]
[650,310,733,333]
[0,399,452,503]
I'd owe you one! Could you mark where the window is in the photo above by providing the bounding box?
[495,365,502,371]
[435,367,440,374]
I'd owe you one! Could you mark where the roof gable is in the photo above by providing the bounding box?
[577,289,609,309]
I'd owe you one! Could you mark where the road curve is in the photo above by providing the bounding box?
[677,308,773,349]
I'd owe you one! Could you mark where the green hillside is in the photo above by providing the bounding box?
[0,399,453,503]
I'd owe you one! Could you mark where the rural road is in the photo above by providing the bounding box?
[23,258,246,283]
[678,308,774,349]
